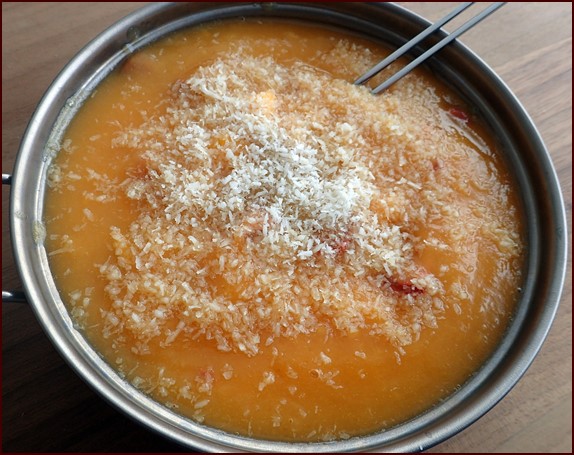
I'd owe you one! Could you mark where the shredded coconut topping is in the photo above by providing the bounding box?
[101,48,448,356]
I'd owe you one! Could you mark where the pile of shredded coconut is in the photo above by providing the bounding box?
[100,46,448,356]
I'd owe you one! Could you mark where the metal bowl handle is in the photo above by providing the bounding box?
[2,291,27,303]
[3,173,27,303]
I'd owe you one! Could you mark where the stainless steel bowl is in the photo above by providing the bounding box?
[6,2,568,452]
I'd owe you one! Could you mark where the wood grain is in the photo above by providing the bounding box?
[2,2,571,453]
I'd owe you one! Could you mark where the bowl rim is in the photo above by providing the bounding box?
[8,2,568,452]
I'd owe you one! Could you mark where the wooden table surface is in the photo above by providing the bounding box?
[2,2,571,453]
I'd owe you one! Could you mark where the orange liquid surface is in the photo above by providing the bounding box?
[44,20,524,442]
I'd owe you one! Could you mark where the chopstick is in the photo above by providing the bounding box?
[355,2,506,94]
[354,2,474,86]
